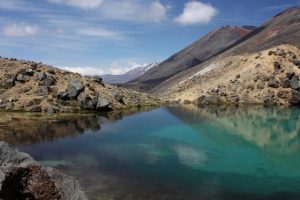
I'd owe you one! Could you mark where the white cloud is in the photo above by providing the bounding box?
[59,62,149,76]
[3,23,39,37]
[47,0,168,22]
[78,28,125,40]
[174,1,217,25]
[48,0,104,9]
[99,0,167,22]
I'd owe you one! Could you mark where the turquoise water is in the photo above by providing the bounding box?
[1,105,300,199]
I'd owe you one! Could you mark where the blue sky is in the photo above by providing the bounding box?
[0,0,299,75]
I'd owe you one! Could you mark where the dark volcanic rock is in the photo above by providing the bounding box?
[67,80,85,99]
[290,75,300,90]
[273,61,281,70]
[0,141,87,200]
[24,69,34,76]
[286,71,295,79]
[268,79,280,88]
[57,91,69,101]
[291,59,300,67]
[279,76,290,88]
[290,90,300,105]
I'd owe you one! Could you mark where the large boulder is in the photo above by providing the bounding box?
[38,72,47,81]
[290,90,300,105]
[279,76,290,88]
[291,59,300,67]
[267,79,279,88]
[0,141,88,200]
[290,75,300,90]
[112,91,124,104]
[3,78,15,88]
[96,96,110,111]
[16,73,30,83]
[77,92,98,110]
[57,91,70,101]
[67,80,85,99]
[24,69,34,76]
[44,74,55,87]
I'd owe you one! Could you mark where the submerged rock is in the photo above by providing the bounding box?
[0,141,88,200]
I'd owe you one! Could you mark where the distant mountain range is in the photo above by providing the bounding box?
[101,62,158,84]
[124,25,256,91]
[123,7,300,95]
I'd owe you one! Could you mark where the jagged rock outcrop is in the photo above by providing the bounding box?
[0,141,88,200]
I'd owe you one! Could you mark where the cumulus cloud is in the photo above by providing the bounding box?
[3,23,39,37]
[59,62,149,76]
[99,0,167,22]
[48,0,104,9]
[174,1,217,25]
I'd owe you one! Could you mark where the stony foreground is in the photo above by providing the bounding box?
[0,58,160,113]
[0,141,88,200]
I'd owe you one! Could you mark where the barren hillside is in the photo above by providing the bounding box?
[163,45,300,106]
[0,58,160,113]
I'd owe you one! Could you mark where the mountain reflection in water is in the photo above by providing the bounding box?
[1,105,300,200]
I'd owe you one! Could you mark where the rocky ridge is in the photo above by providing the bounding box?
[0,141,87,200]
[163,45,300,106]
[125,25,255,91]
[0,58,160,113]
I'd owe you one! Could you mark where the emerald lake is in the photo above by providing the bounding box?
[1,105,300,200]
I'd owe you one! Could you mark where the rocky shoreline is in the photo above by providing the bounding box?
[0,141,88,200]
[0,58,161,113]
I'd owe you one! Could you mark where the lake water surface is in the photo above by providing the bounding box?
[1,105,300,200]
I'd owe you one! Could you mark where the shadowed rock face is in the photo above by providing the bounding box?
[0,141,88,200]
[124,26,254,91]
